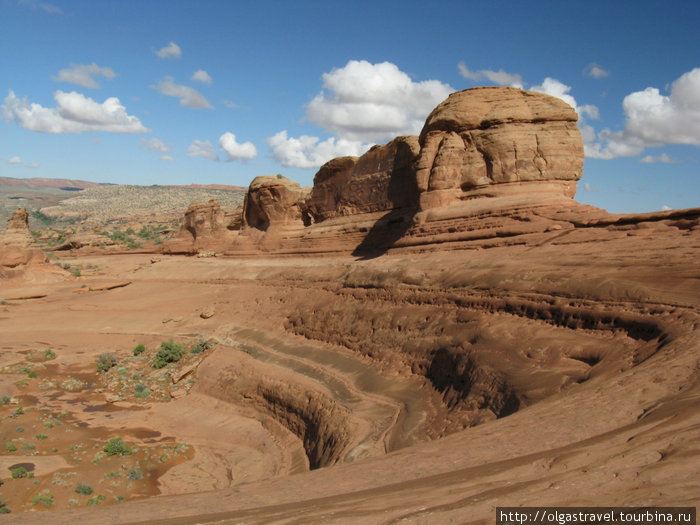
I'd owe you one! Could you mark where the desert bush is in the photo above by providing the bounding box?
[11,467,27,479]
[0,498,9,513]
[128,468,143,480]
[5,442,16,452]
[190,341,214,355]
[103,437,131,456]
[133,344,146,356]
[75,483,93,495]
[151,339,185,369]
[134,383,150,398]
[96,353,117,373]
[31,491,53,507]
[87,494,106,506]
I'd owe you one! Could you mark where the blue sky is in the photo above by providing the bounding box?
[1,0,698,213]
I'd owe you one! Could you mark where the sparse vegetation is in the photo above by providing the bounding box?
[133,343,146,356]
[0,498,10,514]
[87,494,106,506]
[103,437,131,456]
[134,382,150,398]
[191,341,214,355]
[127,468,143,481]
[6,442,16,452]
[151,339,186,369]
[96,353,118,373]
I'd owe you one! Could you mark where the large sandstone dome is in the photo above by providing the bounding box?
[417,86,583,208]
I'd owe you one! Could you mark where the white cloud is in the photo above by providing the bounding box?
[19,0,62,14]
[153,77,213,109]
[161,155,174,162]
[8,156,21,164]
[192,70,212,85]
[458,62,523,88]
[218,132,257,161]
[584,63,609,79]
[1,90,149,134]
[267,130,371,169]
[223,100,238,109]
[306,60,454,143]
[25,162,39,168]
[156,41,181,59]
[640,153,677,164]
[661,205,672,211]
[53,62,116,88]
[581,182,598,193]
[140,137,169,154]
[585,68,700,159]
[187,140,218,161]
[530,77,579,111]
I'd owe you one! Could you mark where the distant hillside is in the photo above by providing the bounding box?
[0,176,246,228]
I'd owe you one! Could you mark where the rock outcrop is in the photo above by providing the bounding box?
[242,176,311,231]
[0,208,47,268]
[415,87,583,209]
[166,87,604,255]
[306,136,421,222]
[163,199,235,254]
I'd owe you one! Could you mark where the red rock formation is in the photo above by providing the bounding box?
[307,136,420,222]
[416,86,583,209]
[242,176,311,231]
[163,199,234,254]
[0,207,47,268]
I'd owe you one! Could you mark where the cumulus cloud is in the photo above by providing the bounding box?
[458,62,523,88]
[140,137,169,154]
[156,41,181,59]
[267,130,371,169]
[218,132,257,161]
[585,68,700,159]
[8,156,21,164]
[153,77,212,109]
[53,62,116,88]
[25,162,39,168]
[161,155,174,162]
[223,100,238,109]
[640,153,677,164]
[2,90,149,133]
[192,70,212,85]
[187,140,218,161]
[661,205,672,211]
[584,63,609,78]
[530,77,579,111]
[306,60,454,143]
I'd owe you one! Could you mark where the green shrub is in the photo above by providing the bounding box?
[21,443,35,451]
[75,483,93,495]
[96,353,117,373]
[134,383,150,399]
[151,340,185,369]
[191,341,214,355]
[44,348,56,360]
[14,407,23,416]
[36,433,48,440]
[87,494,106,506]
[103,437,131,456]
[0,498,9,513]
[128,468,143,480]
[6,442,16,452]
[133,343,146,356]
[31,491,53,507]
[11,467,27,479]
[1,395,10,404]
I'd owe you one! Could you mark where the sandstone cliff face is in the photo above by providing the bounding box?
[0,208,47,267]
[416,87,583,208]
[307,136,421,222]
[243,176,311,231]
